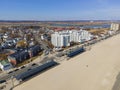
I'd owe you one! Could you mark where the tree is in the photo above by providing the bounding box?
[16,40,28,48]
[0,54,7,60]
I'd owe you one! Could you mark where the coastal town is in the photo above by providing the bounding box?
[0,0,120,90]
[0,21,119,90]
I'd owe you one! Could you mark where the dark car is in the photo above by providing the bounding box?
[20,66,26,69]
[0,80,6,84]
[14,69,19,72]
[8,71,14,74]
[31,63,37,66]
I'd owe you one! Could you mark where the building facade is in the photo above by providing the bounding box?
[51,30,93,48]
[110,23,120,31]
[51,32,70,48]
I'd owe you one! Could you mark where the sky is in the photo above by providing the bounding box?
[0,0,120,20]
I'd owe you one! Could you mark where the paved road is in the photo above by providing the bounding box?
[0,63,39,81]
[34,34,49,50]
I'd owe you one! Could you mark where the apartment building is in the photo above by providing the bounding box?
[51,32,70,48]
[110,23,120,31]
[51,30,93,48]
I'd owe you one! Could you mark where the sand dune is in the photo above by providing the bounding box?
[14,34,120,90]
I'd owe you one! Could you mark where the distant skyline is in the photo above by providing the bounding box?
[0,0,120,20]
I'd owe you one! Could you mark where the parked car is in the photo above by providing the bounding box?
[0,80,6,84]
[14,68,19,72]
[20,66,26,69]
[8,71,14,74]
[31,63,37,66]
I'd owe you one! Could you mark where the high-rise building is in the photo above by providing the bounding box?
[51,30,93,48]
[110,23,120,31]
[51,32,70,48]
[70,30,93,43]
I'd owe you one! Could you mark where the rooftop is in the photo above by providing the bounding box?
[0,59,9,66]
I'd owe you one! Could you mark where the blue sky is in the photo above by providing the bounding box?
[0,0,120,20]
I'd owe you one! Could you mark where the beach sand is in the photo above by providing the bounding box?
[14,34,120,90]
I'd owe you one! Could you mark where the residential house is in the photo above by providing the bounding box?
[28,45,42,57]
[8,50,30,66]
[0,60,13,71]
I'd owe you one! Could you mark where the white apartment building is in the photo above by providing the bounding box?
[110,23,120,31]
[51,32,70,48]
[70,30,93,43]
[51,30,93,48]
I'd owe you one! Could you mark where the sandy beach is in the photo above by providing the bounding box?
[14,34,120,90]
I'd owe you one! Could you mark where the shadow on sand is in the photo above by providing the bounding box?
[112,72,120,90]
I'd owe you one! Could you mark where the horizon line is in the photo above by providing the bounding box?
[0,20,119,22]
